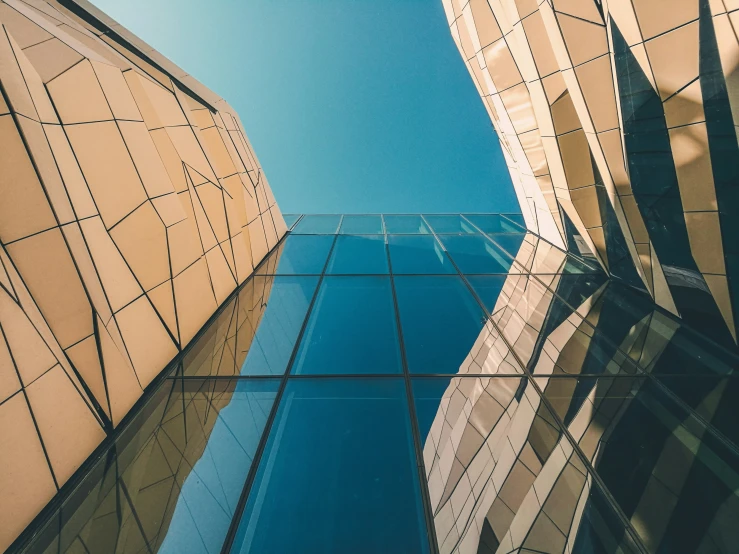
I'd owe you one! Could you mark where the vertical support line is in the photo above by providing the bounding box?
[422,215,650,554]
[384,228,441,554]
[219,224,340,554]
[288,214,304,231]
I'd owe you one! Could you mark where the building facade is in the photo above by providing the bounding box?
[2,0,739,553]
[8,213,739,554]
[441,0,739,345]
[0,0,285,549]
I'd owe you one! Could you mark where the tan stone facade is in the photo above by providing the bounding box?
[0,0,286,549]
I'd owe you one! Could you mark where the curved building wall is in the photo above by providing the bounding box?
[441,0,739,343]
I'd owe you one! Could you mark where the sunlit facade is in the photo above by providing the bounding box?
[442,0,739,344]
[7,213,739,554]
[3,0,739,553]
[0,0,285,549]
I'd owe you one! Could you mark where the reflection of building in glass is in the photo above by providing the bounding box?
[4,0,739,551]
[0,1,286,549]
[442,0,739,344]
[18,272,282,554]
[421,232,739,553]
[10,213,739,554]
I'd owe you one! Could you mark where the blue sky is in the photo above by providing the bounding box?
[90,0,518,214]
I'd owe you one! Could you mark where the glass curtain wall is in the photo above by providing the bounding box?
[13,214,739,554]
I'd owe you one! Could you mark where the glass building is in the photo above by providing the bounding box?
[9,213,739,554]
[3,1,739,553]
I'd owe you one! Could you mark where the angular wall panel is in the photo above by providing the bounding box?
[0,0,286,549]
[442,0,739,343]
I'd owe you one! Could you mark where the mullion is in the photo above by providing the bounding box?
[219,226,340,554]
[385,232,441,554]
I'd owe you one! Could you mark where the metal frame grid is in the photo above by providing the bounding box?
[14,213,739,554]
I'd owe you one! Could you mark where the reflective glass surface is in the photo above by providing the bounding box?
[423,214,477,234]
[536,376,739,552]
[561,255,602,274]
[412,376,641,553]
[326,235,389,274]
[383,214,430,234]
[466,275,507,313]
[387,235,456,274]
[292,277,402,375]
[22,378,279,554]
[240,276,319,375]
[651,375,739,446]
[440,234,515,274]
[464,213,524,233]
[339,214,383,234]
[485,233,527,258]
[395,276,487,374]
[282,214,301,229]
[232,378,429,553]
[551,273,610,306]
[22,214,739,554]
[503,213,525,226]
[292,214,342,234]
[256,234,334,275]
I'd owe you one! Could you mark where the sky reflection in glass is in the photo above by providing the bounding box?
[394,276,486,374]
[240,276,319,375]
[233,378,429,553]
[293,277,402,374]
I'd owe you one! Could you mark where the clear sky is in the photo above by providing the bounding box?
[90,0,518,214]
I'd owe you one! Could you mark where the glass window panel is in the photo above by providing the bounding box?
[293,276,402,375]
[440,235,514,274]
[254,241,285,275]
[423,214,477,234]
[505,234,560,273]
[24,378,280,554]
[384,215,430,234]
[503,213,526,227]
[535,376,739,553]
[569,478,643,554]
[528,324,641,376]
[241,276,319,375]
[464,214,524,233]
[562,255,602,274]
[233,378,429,554]
[486,233,528,258]
[182,292,240,377]
[395,276,487,374]
[387,235,456,274]
[467,275,507,313]
[326,235,389,274]
[412,376,525,440]
[486,274,640,377]
[589,283,736,378]
[292,214,341,234]
[414,376,641,554]
[339,215,383,234]
[256,234,333,275]
[282,214,301,229]
[548,273,609,307]
[652,375,739,446]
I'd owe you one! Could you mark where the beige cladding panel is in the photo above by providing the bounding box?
[442,0,737,334]
[0,0,286,549]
